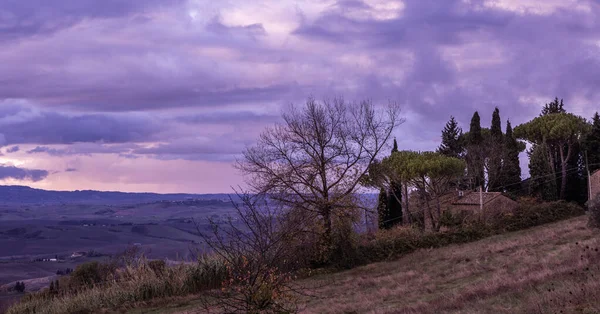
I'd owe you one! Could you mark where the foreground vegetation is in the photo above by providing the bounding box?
[125,215,599,314]
[300,215,600,313]
[7,200,586,314]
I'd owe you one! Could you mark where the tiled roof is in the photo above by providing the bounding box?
[452,191,502,205]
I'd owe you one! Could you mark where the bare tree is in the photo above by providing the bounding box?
[237,97,403,247]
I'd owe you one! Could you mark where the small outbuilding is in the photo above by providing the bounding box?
[449,191,519,221]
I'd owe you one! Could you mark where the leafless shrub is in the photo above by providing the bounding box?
[197,191,312,313]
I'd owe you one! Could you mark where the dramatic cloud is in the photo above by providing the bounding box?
[6,146,19,153]
[0,0,599,191]
[0,0,186,42]
[0,165,49,182]
[0,104,166,146]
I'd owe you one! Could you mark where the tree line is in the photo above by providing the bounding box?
[374,97,600,231]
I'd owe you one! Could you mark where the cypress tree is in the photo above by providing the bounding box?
[502,120,522,193]
[586,112,600,173]
[565,143,586,204]
[529,144,557,201]
[388,180,403,227]
[466,111,485,189]
[377,187,391,230]
[438,116,464,159]
[488,108,504,191]
[378,139,402,229]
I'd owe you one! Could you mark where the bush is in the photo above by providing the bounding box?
[499,201,584,232]
[69,261,118,289]
[344,200,584,268]
[328,220,363,269]
[588,194,600,228]
[14,282,25,293]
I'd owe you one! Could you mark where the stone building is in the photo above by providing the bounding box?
[591,169,600,199]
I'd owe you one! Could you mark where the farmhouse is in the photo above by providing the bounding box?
[70,252,86,258]
[592,169,600,199]
[449,191,518,220]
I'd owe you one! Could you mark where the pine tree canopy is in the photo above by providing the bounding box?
[438,116,464,158]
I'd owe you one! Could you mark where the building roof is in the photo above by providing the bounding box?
[452,191,503,206]
[593,169,600,176]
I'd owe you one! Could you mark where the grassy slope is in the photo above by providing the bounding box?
[134,215,600,314]
[300,215,600,314]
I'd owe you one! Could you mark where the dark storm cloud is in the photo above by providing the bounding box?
[0,164,49,182]
[6,146,19,153]
[0,0,185,42]
[0,104,164,145]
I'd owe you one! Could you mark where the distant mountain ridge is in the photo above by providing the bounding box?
[0,185,231,205]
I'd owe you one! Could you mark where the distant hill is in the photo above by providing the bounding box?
[0,185,231,205]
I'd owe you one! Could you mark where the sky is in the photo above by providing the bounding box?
[0,0,599,193]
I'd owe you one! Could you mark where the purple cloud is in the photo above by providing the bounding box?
[0,104,165,145]
[0,0,186,42]
[0,165,49,182]
[6,146,19,153]
[1,0,600,191]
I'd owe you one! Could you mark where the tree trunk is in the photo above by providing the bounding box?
[419,181,434,232]
[403,182,411,224]
[434,195,442,232]
[322,206,332,246]
[559,148,567,200]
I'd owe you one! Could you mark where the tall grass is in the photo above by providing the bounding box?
[7,256,227,314]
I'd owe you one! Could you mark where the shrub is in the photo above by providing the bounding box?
[14,282,25,293]
[500,201,584,232]
[588,194,600,228]
[147,260,166,277]
[69,261,118,289]
[328,219,362,269]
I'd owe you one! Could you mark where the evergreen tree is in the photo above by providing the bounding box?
[529,144,557,201]
[377,187,391,230]
[378,139,402,230]
[50,281,55,293]
[586,112,600,173]
[388,181,403,227]
[541,97,566,116]
[488,107,504,191]
[438,116,464,159]
[502,120,522,193]
[565,142,587,204]
[466,111,485,189]
[14,281,25,293]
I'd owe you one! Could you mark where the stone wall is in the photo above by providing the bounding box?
[592,170,600,199]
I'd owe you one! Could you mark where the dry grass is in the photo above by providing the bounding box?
[298,215,600,314]
[6,256,227,314]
